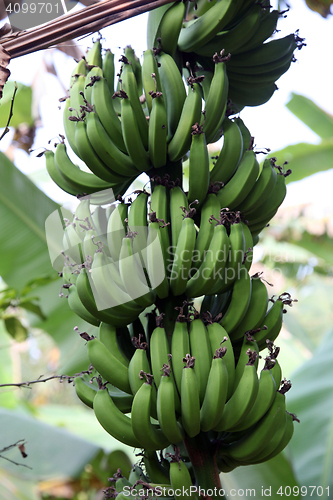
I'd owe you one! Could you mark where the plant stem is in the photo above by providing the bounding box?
[183,432,224,499]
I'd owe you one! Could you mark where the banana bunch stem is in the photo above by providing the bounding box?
[183,432,223,496]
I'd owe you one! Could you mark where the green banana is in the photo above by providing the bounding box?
[75,375,96,408]
[195,3,262,57]
[45,150,78,196]
[121,61,149,150]
[187,126,210,207]
[185,221,229,298]
[85,38,102,69]
[235,9,279,54]
[200,348,229,432]
[54,142,117,194]
[216,150,260,210]
[131,373,171,450]
[156,51,187,140]
[209,117,244,185]
[106,201,128,262]
[192,193,221,269]
[144,451,170,485]
[169,457,194,500]
[148,88,168,169]
[93,387,141,448]
[157,1,186,57]
[238,157,278,215]
[177,0,244,52]
[171,319,190,394]
[169,186,189,251]
[189,318,212,404]
[213,357,259,432]
[230,361,277,432]
[233,333,259,391]
[181,355,201,437]
[223,387,287,462]
[157,365,184,444]
[102,49,115,96]
[85,111,138,178]
[201,53,229,145]
[229,81,278,109]
[170,214,197,297]
[219,268,252,332]
[206,322,235,400]
[142,49,163,113]
[168,82,203,162]
[98,322,129,367]
[120,96,151,173]
[86,336,131,394]
[147,217,170,299]
[63,98,81,158]
[128,337,153,395]
[229,273,269,340]
[67,284,100,326]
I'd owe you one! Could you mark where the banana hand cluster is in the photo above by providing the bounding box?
[151,0,305,111]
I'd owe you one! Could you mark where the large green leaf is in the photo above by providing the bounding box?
[286,93,333,140]
[0,82,34,129]
[287,328,333,494]
[220,453,300,497]
[0,408,100,480]
[0,152,58,288]
[272,139,333,184]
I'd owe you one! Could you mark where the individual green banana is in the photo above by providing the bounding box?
[181,355,201,437]
[149,325,171,388]
[229,81,278,109]
[63,98,81,158]
[121,61,149,150]
[187,126,210,207]
[53,142,117,194]
[234,116,253,152]
[230,361,277,432]
[131,373,171,450]
[146,216,170,299]
[254,293,295,349]
[227,33,298,68]
[118,236,156,308]
[45,150,78,196]
[69,66,86,116]
[157,1,186,57]
[206,322,235,399]
[195,3,262,57]
[120,95,151,173]
[124,46,143,94]
[85,38,103,69]
[223,386,288,462]
[235,9,279,54]
[192,193,221,269]
[144,451,170,485]
[238,157,278,215]
[128,336,152,395]
[75,375,96,408]
[250,411,297,464]
[89,67,127,152]
[185,221,229,298]
[157,364,184,444]
[213,356,259,432]
[169,456,195,500]
[67,284,100,326]
[189,318,212,404]
[142,49,163,113]
[169,186,189,251]
[170,214,197,297]
[219,269,252,332]
[229,273,269,341]
[241,221,254,272]
[148,87,168,169]
[201,53,229,145]
[209,117,244,185]
[171,319,190,394]
[106,201,128,262]
[86,335,131,394]
[102,49,115,96]
[93,386,141,448]
[200,348,229,432]
[167,82,203,162]
[156,51,187,140]
[85,111,138,178]
[233,333,259,391]
[216,150,260,210]
[98,322,129,367]
[177,0,244,52]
